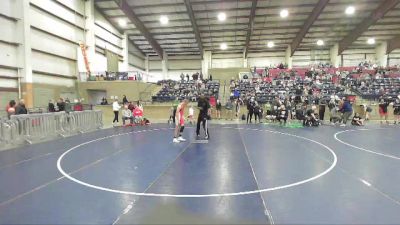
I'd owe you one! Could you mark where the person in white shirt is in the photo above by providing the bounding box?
[112,99,121,126]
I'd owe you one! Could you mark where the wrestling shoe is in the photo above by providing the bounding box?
[178,137,186,142]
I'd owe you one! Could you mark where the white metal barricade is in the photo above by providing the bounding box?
[6,110,103,145]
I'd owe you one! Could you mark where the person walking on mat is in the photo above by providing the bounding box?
[196,95,211,140]
[173,98,189,143]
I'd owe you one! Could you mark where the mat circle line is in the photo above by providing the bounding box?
[334,128,400,161]
[57,127,338,198]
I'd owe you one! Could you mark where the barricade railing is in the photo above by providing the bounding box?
[3,110,103,145]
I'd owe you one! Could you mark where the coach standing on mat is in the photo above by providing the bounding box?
[196,94,211,139]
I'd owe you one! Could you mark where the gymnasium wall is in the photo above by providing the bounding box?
[342,48,376,67]
[78,81,159,104]
[0,0,22,100]
[29,0,83,87]
[93,8,124,72]
[292,49,331,67]
[388,49,400,66]
[247,52,286,67]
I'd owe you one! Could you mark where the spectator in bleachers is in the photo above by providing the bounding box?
[48,100,56,112]
[122,104,133,125]
[15,99,27,115]
[180,73,185,81]
[186,74,190,82]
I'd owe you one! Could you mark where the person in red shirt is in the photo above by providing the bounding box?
[173,98,189,143]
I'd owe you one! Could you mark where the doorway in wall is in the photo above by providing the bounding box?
[87,90,106,105]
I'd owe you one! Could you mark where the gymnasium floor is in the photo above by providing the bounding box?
[0,122,399,224]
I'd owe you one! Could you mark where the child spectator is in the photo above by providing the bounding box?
[277,105,288,125]
[351,113,364,126]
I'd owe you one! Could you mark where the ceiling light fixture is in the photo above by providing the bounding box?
[218,12,226,21]
[267,41,274,48]
[345,6,355,15]
[118,19,127,27]
[367,38,375,45]
[220,43,228,50]
[317,40,324,46]
[280,9,289,18]
[160,15,169,25]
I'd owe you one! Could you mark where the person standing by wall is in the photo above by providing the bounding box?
[215,99,222,119]
[15,99,27,115]
[122,95,128,105]
[57,98,65,112]
[112,99,121,126]
[48,100,56,112]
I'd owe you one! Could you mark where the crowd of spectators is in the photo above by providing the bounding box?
[152,73,220,102]
[88,71,144,81]
[226,64,400,127]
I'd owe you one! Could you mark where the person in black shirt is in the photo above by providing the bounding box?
[196,95,210,139]
[247,97,256,123]
[122,95,128,105]
[394,97,400,124]
[351,113,364,126]
[48,100,56,112]
[378,98,390,124]
[254,102,261,123]
[215,99,222,119]
[15,99,27,115]
[57,98,65,112]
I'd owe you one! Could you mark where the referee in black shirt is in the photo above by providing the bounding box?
[196,95,211,139]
